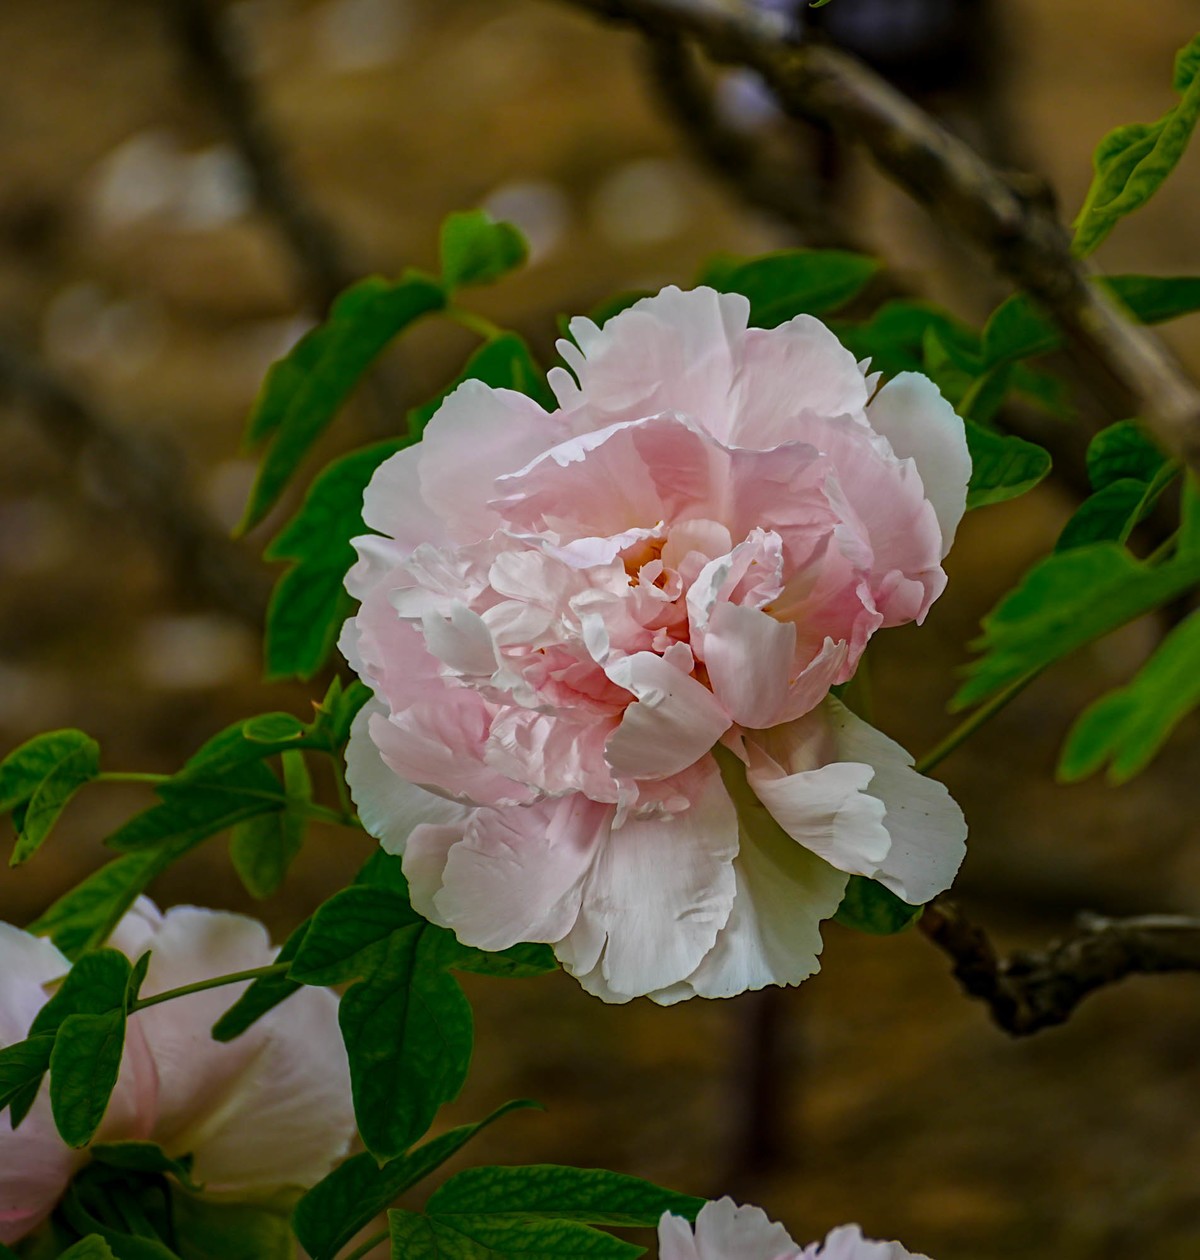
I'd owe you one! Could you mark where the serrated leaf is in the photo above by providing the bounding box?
[261,438,406,680]
[700,249,879,325]
[440,211,528,290]
[833,875,922,934]
[211,918,309,1043]
[240,272,444,532]
[290,885,419,985]
[49,1008,127,1147]
[954,544,1200,708]
[340,926,474,1160]
[409,333,555,431]
[229,750,311,898]
[428,1165,705,1227]
[964,420,1052,509]
[294,1099,540,1260]
[3,731,99,866]
[1060,607,1200,782]
[1073,33,1200,255]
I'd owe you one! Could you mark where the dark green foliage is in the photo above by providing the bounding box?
[440,211,528,291]
[0,730,100,866]
[834,877,922,935]
[699,248,880,324]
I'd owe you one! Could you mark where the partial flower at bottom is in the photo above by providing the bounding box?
[658,1198,930,1260]
[344,284,970,1003]
[0,899,354,1243]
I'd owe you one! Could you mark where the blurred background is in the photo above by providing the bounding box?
[2,0,1200,1256]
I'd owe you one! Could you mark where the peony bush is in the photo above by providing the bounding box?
[5,22,1200,1240]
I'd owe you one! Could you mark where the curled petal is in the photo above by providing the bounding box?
[659,1199,804,1260]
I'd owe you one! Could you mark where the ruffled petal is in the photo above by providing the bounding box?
[557,759,738,1002]
[823,698,967,904]
[427,796,612,951]
[866,372,970,557]
[690,1198,804,1260]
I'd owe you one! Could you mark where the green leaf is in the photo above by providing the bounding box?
[90,1142,201,1192]
[409,333,555,431]
[388,1210,643,1260]
[262,438,407,680]
[171,1192,293,1260]
[338,926,474,1160]
[58,1240,118,1260]
[836,301,980,378]
[293,1099,540,1260]
[49,1009,127,1147]
[4,731,99,866]
[239,272,444,532]
[211,917,310,1043]
[964,420,1052,509]
[0,730,95,813]
[28,848,178,961]
[1056,478,1152,552]
[954,544,1200,708]
[1086,419,1168,490]
[229,749,311,898]
[427,1165,705,1227]
[290,885,419,985]
[833,875,922,934]
[0,1034,54,1116]
[1060,607,1200,782]
[1073,33,1200,255]
[448,940,559,979]
[1182,473,1200,558]
[699,249,879,325]
[106,760,285,855]
[32,949,132,1032]
[440,211,528,291]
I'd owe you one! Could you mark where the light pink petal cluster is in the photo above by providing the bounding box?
[0,899,354,1243]
[344,285,969,1004]
[658,1199,930,1260]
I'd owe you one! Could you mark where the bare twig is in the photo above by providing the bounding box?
[0,338,269,626]
[166,0,355,313]
[553,0,1200,473]
[641,34,853,249]
[920,900,1200,1036]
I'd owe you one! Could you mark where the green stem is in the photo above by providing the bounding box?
[129,961,291,1013]
[342,1229,389,1260]
[97,772,169,785]
[915,669,1041,776]
[447,306,505,340]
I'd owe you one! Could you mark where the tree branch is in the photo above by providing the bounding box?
[553,0,1200,473]
[0,338,269,626]
[919,900,1200,1036]
[165,0,356,313]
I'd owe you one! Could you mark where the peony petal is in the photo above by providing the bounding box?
[657,1211,703,1260]
[690,1198,804,1260]
[729,317,870,449]
[808,1224,926,1260]
[361,445,449,556]
[668,748,848,1001]
[823,698,967,904]
[429,796,612,951]
[118,905,353,1192]
[558,759,738,1001]
[702,603,798,728]
[419,380,567,544]
[345,702,472,856]
[604,651,731,780]
[551,286,750,441]
[867,372,970,557]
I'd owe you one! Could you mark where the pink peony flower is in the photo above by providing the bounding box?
[0,899,354,1243]
[343,285,969,1003]
[658,1199,929,1260]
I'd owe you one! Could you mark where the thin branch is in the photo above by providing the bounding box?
[553,0,1200,474]
[166,0,355,313]
[640,34,854,249]
[919,900,1200,1036]
[0,337,269,626]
